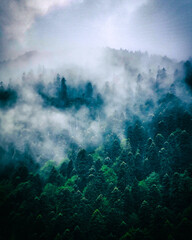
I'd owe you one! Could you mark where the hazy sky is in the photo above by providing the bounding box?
[0,0,192,61]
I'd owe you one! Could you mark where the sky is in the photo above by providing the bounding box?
[0,0,192,62]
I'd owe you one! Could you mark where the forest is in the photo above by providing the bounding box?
[0,49,192,240]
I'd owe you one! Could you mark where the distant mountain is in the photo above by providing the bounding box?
[0,51,39,67]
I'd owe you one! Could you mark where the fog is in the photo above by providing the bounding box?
[0,0,192,165]
[0,48,191,165]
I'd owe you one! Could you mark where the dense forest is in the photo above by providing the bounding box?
[0,49,192,240]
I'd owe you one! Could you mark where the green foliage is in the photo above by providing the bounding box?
[0,181,13,205]
[40,160,57,180]
[1,73,192,240]
[101,165,117,184]
[92,146,105,162]
[63,175,78,192]
[120,232,132,240]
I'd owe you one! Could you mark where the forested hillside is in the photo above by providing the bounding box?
[0,49,192,240]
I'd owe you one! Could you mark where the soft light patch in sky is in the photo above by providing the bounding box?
[1,0,82,39]
[0,0,82,59]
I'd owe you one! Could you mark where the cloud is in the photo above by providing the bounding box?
[0,0,81,41]
[0,0,192,61]
[0,0,83,60]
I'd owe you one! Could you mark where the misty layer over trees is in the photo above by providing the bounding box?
[0,49,192,240]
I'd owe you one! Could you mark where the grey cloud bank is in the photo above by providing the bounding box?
[0,48,191,164]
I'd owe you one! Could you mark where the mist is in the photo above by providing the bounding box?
[0,0,192,164]
[0,46,192,166]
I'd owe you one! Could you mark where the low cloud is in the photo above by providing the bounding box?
[0,48,191,165]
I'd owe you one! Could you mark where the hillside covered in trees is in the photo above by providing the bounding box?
[0,49,192,240]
